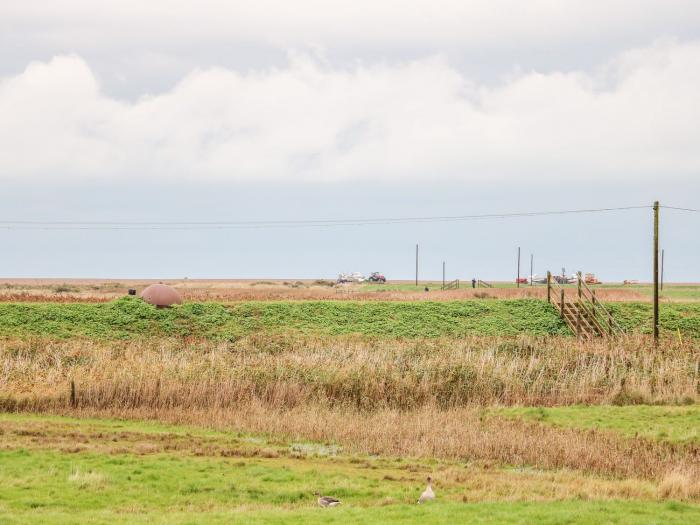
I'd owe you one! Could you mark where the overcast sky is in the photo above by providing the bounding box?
[1,1,699,280]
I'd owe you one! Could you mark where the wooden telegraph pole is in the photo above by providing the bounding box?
[653,201,660,342]
[415,244,419,287]
[517,247,521,288]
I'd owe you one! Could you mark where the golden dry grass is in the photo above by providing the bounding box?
[2,334,699,486]
[31,404,698,487]
[2,335,697,409]
[658,469,700,501]
[0,278,654,302]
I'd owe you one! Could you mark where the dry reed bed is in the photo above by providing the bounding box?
[1,335,699,488]
[2,335,697,409]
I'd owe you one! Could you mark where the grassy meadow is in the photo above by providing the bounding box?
[1,286,699,523]
[1,413,699,525]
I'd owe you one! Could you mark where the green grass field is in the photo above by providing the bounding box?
[1,297,700,339]
[495,405,700,444]
[1,414,698,525]
[0,298,569,339]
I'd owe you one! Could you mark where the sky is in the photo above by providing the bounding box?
[1,1,699,280]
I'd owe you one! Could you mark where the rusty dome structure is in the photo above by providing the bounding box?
[140,283,182,308]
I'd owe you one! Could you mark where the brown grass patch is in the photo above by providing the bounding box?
[49,404,700,486]
[1,335,697,410]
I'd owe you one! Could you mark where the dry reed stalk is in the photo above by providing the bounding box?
[1,335,697,409]
[658,468,700,500]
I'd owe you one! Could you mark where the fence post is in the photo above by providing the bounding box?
[577,271,582,302]
[547,271,551,303]
[576,304,581,340]
[70,380,76,408]
[560,289,565,317]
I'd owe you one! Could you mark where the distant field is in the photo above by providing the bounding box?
[598,283,700,302]
[1,414,699,524]
[2,278,698,303]
[1,297,700,339]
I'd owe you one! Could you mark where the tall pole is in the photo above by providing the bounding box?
[517,247,521,288]
[661,249,665,291]
[653,201,660,342]
[530,253,533,286]
[415,244,419,287]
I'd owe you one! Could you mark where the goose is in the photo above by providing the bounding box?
[417,476,435,504]
[314,492,341,507]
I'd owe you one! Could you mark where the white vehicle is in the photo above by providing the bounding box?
[336,272,366,284]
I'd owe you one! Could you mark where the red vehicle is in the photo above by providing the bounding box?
[368,272,386,283]
[516,277,528,284]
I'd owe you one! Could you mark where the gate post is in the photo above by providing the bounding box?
[560,289,565,317]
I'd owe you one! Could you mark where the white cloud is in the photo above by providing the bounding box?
[1,40,699,182]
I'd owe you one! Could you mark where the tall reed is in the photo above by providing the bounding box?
[2,334,699,484]
[2,334,697,410]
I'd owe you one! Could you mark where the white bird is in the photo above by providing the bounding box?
[417,476,435,504]
[314,492,341,507]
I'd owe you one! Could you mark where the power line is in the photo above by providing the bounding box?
[662,205,700,213]
[0,205,651,231]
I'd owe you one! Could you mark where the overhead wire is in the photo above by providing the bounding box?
[0,205,651,231]
[661,205,700,213]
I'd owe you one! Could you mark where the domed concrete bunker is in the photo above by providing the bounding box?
[140,283,182,308]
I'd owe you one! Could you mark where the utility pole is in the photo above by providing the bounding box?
[415,244,419,287]
[653,201,660,342]
[530,253,534,286]
[517,247,521,288]
[661,249,665,291]
[442,261,445,290]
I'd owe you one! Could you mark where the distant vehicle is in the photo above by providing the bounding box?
[336,272,366,284]
[516,277,528,284]
[531,274,579,285]
[367,272,386,283]
[585,273,602,285]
